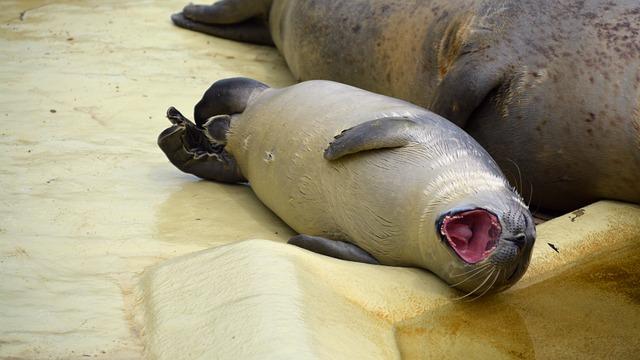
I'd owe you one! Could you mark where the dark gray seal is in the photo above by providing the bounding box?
[171,0,640,213]
[157,78,536,297]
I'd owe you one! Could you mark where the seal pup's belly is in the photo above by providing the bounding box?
[227,81,435,265]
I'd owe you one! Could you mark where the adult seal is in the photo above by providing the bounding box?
[171,0,640,213]
[157,78,536,296]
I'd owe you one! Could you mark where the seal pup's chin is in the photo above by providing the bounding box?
[440,209,501,264]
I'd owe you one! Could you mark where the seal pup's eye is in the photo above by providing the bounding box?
[440,209,502,264]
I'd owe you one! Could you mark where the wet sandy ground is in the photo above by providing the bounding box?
[1,1,295,358]
[1,1,639,359]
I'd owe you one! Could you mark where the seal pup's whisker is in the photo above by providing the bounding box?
[454,268,496,301]
[448,265,492,288]
[450,263,492,278]
[506,158,523,194]
[469,269,502,301]
[449,265,493,289]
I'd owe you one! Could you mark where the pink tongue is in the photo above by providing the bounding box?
[448,223,473,242]
[441,209,501,263]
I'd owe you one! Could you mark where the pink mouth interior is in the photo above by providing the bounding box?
[440,209,502,264]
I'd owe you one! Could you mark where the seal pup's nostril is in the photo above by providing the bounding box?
[507,233,527,249]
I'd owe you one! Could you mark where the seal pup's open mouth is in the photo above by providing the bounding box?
[440,209,501,264]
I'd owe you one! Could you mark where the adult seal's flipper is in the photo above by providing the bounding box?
[180,1,269,24]
[158,107,245,183]
[288,235,379,265]
[171,0,273,45]
[429,57,505,128]
[171,14,273,46]
[324,117,421,160]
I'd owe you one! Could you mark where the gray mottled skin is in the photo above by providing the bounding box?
[172,0,640,212]
[158,79,536,294]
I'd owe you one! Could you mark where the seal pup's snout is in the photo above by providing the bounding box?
[439,206,535,297]
[439,209,502,264]
[500,209,536,256]
[488,210,536,289]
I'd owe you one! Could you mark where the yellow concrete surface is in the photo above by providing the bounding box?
[137,201,640,360]
[137,240,452,360]
[1,1,639,359]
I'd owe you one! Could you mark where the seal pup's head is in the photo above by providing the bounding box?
[432,189,536,298]
[415,168,535,299]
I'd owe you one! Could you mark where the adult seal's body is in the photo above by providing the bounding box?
[158,78,536,296]
[171,0,640,212]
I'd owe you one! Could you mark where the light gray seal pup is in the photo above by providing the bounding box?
[170,0,640,213]
[157,78,536,296]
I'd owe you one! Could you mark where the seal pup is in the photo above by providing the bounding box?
[171,0,640,213]
[158,78,536,296]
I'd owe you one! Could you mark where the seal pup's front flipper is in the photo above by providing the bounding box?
[158,107,245,183]
[171,0,273,45]
[324,117,421,160]
[288,235,379,265]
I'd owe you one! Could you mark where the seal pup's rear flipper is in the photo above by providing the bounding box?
[158,107,245,183]
[193,77,269,127]
[324,117,421,160]
[171,0,273,45]
[288,235,379,265]
[158,78,269,182]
